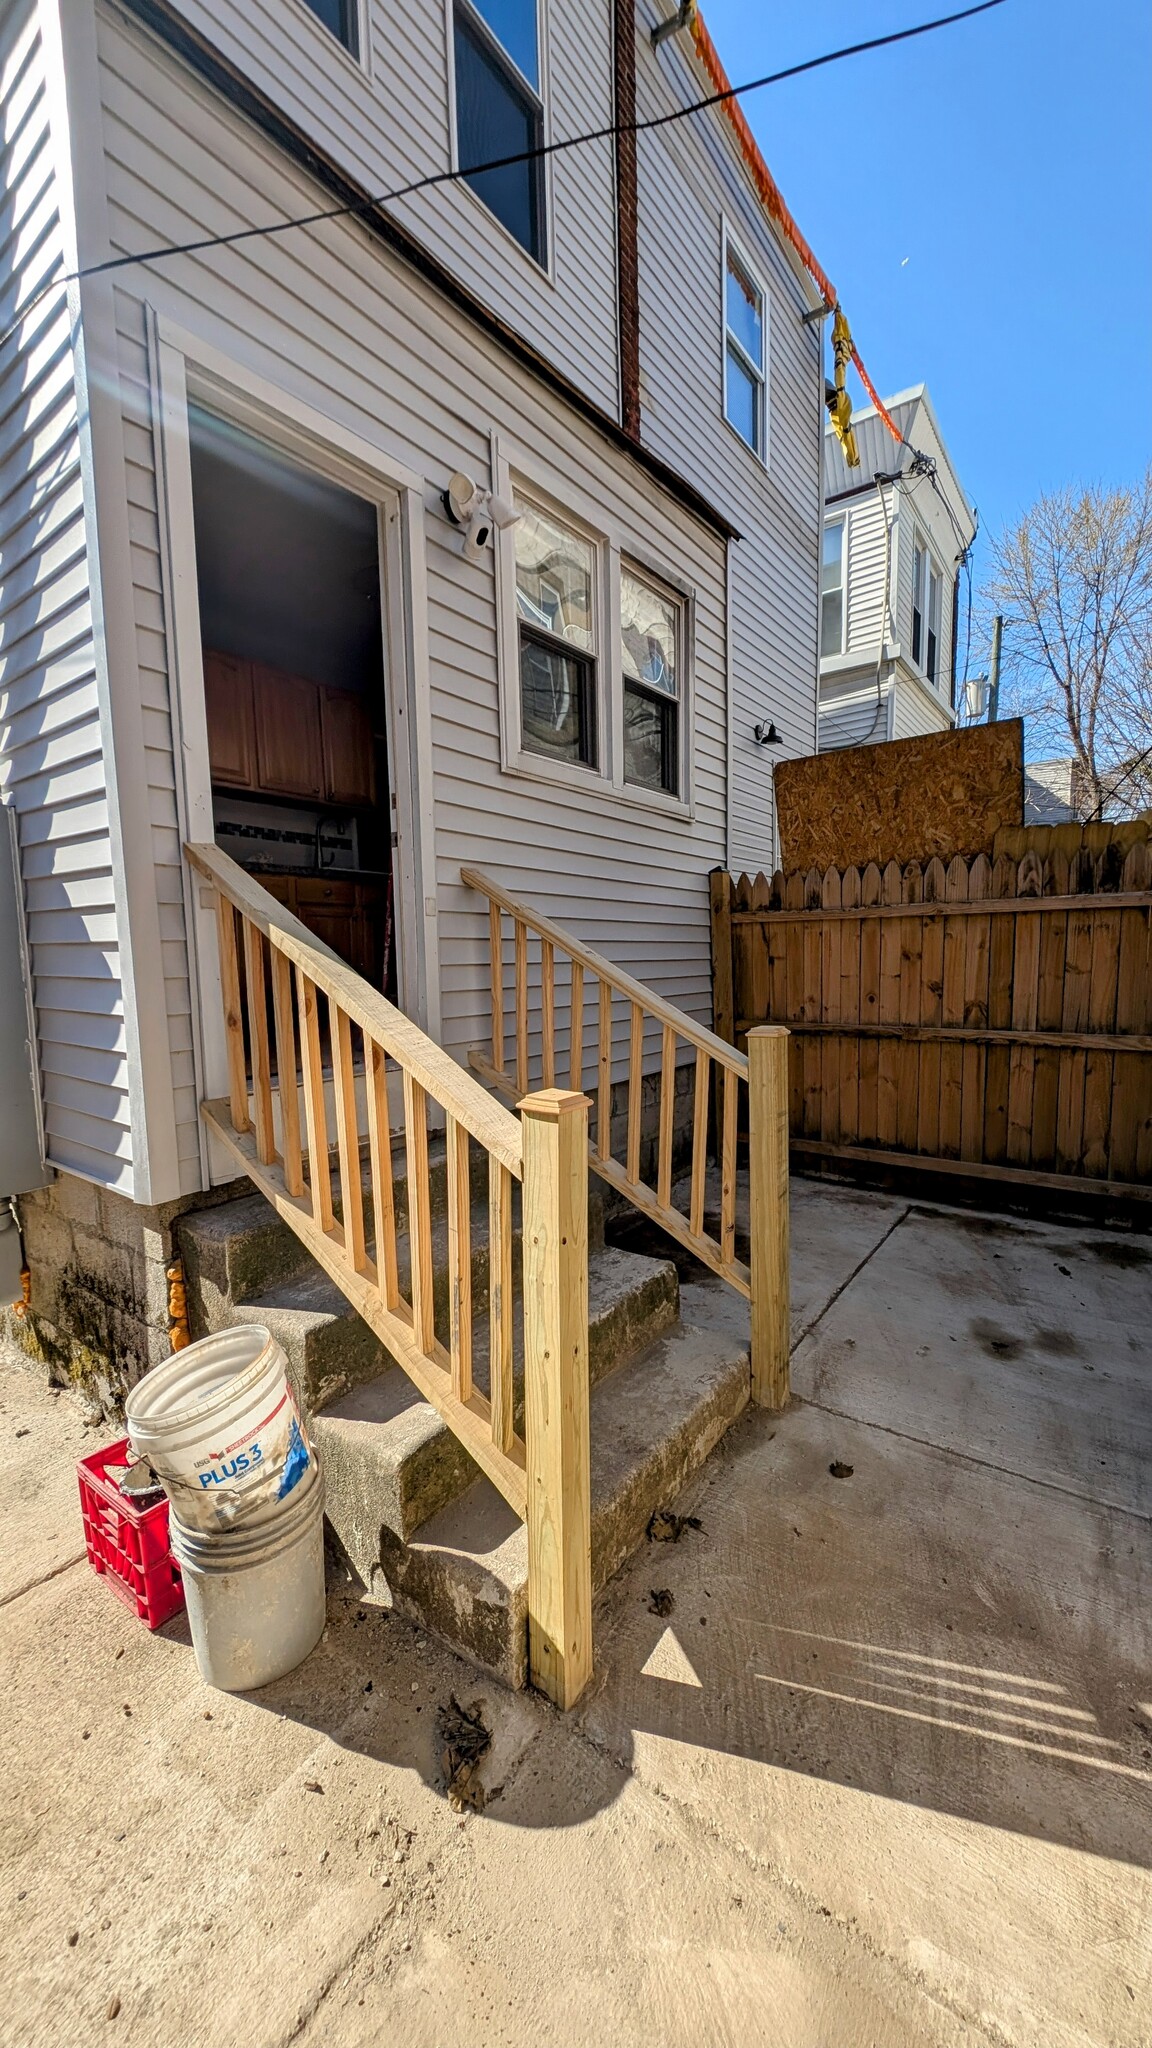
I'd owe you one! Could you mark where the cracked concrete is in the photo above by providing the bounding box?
[1,1180,1148,2048]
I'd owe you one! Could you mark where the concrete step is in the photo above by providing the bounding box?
[189,1184,628,1417]
[314,1243,679,1544]
[178,1152,606,1347]
[323,1317,751,1689]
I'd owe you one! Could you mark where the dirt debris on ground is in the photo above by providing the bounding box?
[1,1180,1149,2048]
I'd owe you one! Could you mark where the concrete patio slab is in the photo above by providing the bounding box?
[1,1180,1148,2048]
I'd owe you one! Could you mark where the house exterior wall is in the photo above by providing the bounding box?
[157,0,622,421]
[96,3,734,1192]
[633,8,823,874]
[819,390,974,757]
[0,0,130,1188]
[2,0,825,1210]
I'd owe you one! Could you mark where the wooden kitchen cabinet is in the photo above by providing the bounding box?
[321,688,375,806]
[260,873,384,985]
[204,648,375,808]
[203,650,256,787]
[253,664,324,797]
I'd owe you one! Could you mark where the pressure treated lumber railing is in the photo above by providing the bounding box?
[461,866,790,1409]
[186,842,593,1709]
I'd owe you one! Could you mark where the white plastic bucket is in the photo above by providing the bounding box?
[125,1326,314,1536]
[169,1459,326,1690]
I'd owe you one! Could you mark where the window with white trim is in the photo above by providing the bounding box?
[821,518,845,655]
[453,0,546,264]
[301,0,359,56]
[621,566,681,796]
[514,499,597,768]
[723,237,767,457]
[912,535,944,686]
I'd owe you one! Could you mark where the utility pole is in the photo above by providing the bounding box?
[987,614,1003,722]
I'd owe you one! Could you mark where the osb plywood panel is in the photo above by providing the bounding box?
[776,720,1023,871]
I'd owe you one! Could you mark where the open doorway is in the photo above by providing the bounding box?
[188,405,396,998]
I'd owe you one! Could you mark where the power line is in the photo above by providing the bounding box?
[0,0,1005,353]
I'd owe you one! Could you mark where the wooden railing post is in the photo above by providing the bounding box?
[747,1026,790,1409]
[519,1087,593,1710]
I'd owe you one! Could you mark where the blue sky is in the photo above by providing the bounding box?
[701,0,1151,604]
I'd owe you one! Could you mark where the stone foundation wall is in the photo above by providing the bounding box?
[2,1173,241,1421]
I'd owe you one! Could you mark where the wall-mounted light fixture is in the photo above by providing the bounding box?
[753,720,782,747]
[441,470,521,562]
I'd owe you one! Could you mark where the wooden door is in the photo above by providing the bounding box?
[204,650,256,787]
[321,689,375,806]
[253,665,324,797]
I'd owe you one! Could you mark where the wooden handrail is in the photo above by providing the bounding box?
[461,868,791,1398]
[188,843,523,1177]
[187,841,593,1708]
[462,865,749,1079]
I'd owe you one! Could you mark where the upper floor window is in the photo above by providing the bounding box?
[514,500,597,767]
[821,519,845,655]
[621,567,681,796]
[454,0,546,265]
[301,0,359,57]
[723,237,767,458]
[912,537,943,685]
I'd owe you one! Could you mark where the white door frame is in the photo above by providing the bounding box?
[147,310,440,1184]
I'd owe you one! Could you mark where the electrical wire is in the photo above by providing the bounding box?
[0,0,1005,355]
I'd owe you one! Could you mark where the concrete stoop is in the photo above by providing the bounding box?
[177,1139,751,1690]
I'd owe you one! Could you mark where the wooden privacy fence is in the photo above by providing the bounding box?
[711,841,1152,1197]
[461,867,791,1409]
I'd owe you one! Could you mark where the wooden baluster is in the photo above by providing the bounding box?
[242,920,275,1165]
[569,959,584,1092]
[657,1023,676,1208]
[403,1072,435,1352]
[541,937,555,1087]
[489,900,505,1080]
[488,1155,514,1453]
[269,944,303,1196]
[215,896,250,1133]
[364,1037,399,1308]
[332,1007,367,1274]
[521,1089,592,1712]
[627,1001,644,1183]
[515,919,529,1094]
[748,1026,790,1409]
[446,1115,472,1402]
[719,1065,738,1263]
[598,978,613,1159]
[295,967,334,1233]
[690,1048,710,1237]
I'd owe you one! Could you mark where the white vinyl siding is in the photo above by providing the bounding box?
[0,2,133,1188]
[632,33,822,877]
[158,0,619,417]
[96,6,730,1109]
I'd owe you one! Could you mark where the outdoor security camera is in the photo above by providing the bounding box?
[462,503,494,563]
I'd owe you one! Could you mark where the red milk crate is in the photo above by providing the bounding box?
[78,1437,184,1630]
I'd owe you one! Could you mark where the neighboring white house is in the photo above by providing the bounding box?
[818,385,977,751]
[0,0,827,1248]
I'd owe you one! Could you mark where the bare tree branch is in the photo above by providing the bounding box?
[984,469,1152,819]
